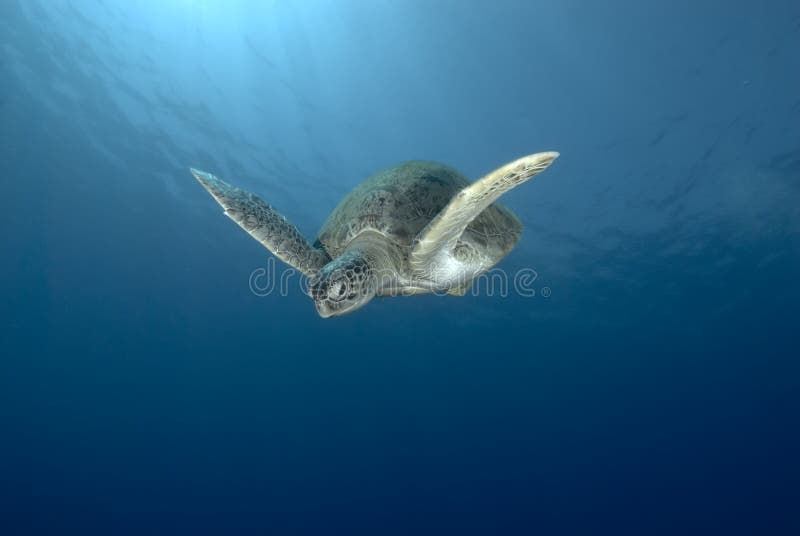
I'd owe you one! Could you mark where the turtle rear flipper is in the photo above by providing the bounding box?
[409,152,559,277]
[190,168,330,276]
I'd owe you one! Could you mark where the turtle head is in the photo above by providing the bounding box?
[308,253,377,318]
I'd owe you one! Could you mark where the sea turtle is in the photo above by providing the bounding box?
[191,151,558,317]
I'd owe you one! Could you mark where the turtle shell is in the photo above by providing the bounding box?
[315,161,522,268]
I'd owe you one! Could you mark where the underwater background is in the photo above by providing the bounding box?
[1,0,799,534]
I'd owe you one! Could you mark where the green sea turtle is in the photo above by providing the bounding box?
[191,151,558,317]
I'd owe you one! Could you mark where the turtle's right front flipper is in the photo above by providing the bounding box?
[409,152,559,277]
[190,168,330,276]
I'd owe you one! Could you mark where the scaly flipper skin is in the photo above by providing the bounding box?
[409,152,559,278]
[190,168,330,276]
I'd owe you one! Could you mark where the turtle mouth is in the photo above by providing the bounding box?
[314,300,335,318]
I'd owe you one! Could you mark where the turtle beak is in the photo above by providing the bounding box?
[315,301,334,318]
[307,274,334,318]
[305,273,318,297]
[306,272,324,299]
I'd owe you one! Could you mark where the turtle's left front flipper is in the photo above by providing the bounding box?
[191,168,330,276]
[409,152,559,275]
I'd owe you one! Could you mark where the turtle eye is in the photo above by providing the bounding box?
[328,279,348,301]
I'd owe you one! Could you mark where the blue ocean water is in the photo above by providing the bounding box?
[1,0,799,533]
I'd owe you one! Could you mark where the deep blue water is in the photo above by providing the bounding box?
[1,1,799,534]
